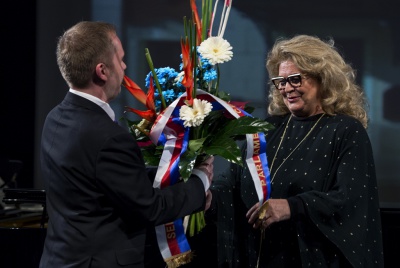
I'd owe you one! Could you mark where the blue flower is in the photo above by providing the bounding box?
[203,69,217,82]
[145,67,180,90]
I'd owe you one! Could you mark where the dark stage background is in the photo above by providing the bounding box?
[4,0,399,206]
[1,1,400,267]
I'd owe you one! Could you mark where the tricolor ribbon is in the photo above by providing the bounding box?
[150,89,271,265]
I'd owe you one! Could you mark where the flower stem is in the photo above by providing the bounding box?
[193,126,200,140]
[215,64,220,96]
[187,211,206,237]
[202,0,213,40]
[145,48,167,110]
[192,29,197,99]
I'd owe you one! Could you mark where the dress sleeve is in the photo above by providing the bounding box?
[296,119,384,267]
[287,196,306,220]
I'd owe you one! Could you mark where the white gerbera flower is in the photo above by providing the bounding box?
[179,98,213,127]
[198,36,233,65]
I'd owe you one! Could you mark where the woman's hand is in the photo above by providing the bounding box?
[246,199,291,229]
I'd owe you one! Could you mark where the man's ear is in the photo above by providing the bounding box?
[95,63,108,81]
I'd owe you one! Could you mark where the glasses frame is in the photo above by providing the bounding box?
[271,73,303,90]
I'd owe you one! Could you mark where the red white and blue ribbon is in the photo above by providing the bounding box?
[150,89,271,263]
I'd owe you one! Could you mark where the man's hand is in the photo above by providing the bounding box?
[205,190,212,211]
[194,155,214,187]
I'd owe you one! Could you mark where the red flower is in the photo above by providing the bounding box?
[190,0,203,46]
[122,75,157,122]
[180,38,194,106]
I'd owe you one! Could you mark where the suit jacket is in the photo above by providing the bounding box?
[39,92,206,268]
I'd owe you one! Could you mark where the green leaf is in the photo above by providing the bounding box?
[216,90,231,101]
[203,137,243,166]
[196,110,226,136]
[188,137,206,152]
[216,117,274,138]
[141,145,163,166]
[178,150,198,180]
[203,110,225,123]
[244,105,255,114]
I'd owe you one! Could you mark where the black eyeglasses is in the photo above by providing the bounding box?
[271,73,303,90]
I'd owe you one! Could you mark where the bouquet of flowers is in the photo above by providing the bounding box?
[122,0,273,266]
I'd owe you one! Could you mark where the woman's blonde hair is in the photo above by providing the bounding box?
[266,35,369,128]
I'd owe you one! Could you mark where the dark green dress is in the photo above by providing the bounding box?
[213,113,384,267]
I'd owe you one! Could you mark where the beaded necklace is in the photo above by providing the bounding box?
[269,113,325,183]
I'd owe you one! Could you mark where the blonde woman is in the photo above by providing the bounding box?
[214,35,383,267]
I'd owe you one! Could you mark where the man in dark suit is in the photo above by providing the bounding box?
[39,21,213,268]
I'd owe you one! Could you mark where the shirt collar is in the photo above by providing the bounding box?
[69,89,115,121]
